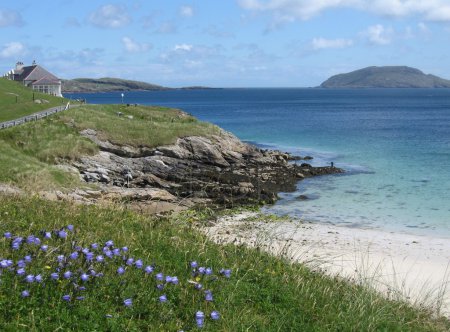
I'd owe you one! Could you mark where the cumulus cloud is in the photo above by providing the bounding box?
[122,37,151,53]
[238,0,450,22]
[311,37,353,50]
[0,41,26,58]
[89,4,131,28]
[0,9,23,27]
[179,5,194,17]
[174,44,193,52]
[363,24,393,45]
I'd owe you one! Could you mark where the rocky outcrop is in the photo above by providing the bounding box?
[71,129,343,208]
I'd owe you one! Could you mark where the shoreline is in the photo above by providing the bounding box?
[201,212,450,317]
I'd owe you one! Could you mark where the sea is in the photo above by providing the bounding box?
[64,89,450,238]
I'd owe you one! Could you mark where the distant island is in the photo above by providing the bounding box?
[320,66,450,88]
[62,77,217,93]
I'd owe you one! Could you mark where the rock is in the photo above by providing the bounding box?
[303,156,313,160]
[296,195,308,200]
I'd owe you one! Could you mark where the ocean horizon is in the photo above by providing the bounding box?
[65,88,450,238]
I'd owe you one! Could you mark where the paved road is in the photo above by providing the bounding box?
[0,102,72,130]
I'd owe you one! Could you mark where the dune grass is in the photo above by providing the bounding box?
[0,78,66,122]
[58,104,220,148]
[0,196,448,331]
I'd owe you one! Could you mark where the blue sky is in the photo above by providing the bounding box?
[1,0,450,87]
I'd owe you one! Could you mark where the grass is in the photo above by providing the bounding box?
[0,196,449,331]
[0,78,66,122]
[58,104,220,147]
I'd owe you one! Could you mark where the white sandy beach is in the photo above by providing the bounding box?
[201,213,450,317]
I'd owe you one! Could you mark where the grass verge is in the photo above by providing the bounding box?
[0,196,448,331]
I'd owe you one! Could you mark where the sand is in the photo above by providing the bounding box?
[201,212,450,317]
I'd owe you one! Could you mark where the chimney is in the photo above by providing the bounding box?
[15,61,24,71]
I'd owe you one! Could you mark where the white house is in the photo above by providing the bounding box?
[4,61,62,97]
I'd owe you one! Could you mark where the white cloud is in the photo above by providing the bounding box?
[418,22,429,33]
[174,44,193,52]
[238,0,450,22]
[363,24,393,45]
[122,37,151,53]
[179,5,194,17]
[0,9,23,27]
[0,41,26,58]
[89,4,131,28]
[311,37,353,50]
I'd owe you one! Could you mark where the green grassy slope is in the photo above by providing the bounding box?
[0,197,448,331]
[62,77,168,92]
[0,78,66,122]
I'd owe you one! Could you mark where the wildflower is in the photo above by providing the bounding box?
[25,274,35,283]
[89,269,97,276]
[126,258,134,266]
[44,232,52,239]
[0,260,9,268]
[122,246,128,252]
[63,271,72,279]
[220,269,232,278]
[190,261,198,268]
[91,243,98,250]
[96,272,104,278]
[24,255,32,263]
[17,260,26,268]
[34,238,41,245]
[135,259,143,269]
[4,232,12,239]
[165,276,173,283]
[123,298,132,307]
[35,274,43,283]
[171,276,179,285]
[104,250,113,258]
[81,273,89,282]
[195,311,205,328]
[26,235,36,245]
[205,268,212,275]
[211,311,220,320]
[96,255,104,263]
[85,252,94,261]
[198,267,206,274]
[82,248,89,254]
[117,266,125,275]
[62,294,71,301]
[11,242,20,250]
[113,248,120,256]
[74,245,82,251]
[156,284,164,291]
[205,290,213,302]
[58,230,67,239]
[67,225,74,232]
[76,296,85,301]
[105,240,114,247]
[17,268,26,276]
[40,245,48,252]
[156,272,164,281]
[145,266,154,274]
[159,294,167,303]
[194,283,203,290]
[78,286,86,291]
[69,252,79,260]
[21,290,30,298]
[51,272,59,280]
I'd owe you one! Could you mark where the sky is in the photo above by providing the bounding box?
[1,0,450,87]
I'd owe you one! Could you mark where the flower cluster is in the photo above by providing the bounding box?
[1,225,232,329]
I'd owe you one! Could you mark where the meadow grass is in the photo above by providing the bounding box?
[0,196,448,331]
[0,78,66,122]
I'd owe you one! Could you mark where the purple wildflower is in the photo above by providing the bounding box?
[85,252,94,261]
[62,294,71,301]
[145,266,154,274]
[11,242,20,250]
[17,260,26,268]
[76,296,85,301]
[190,261,198,268]
[35,274,43,283]
[25,274,35,283]
[105,240,114,247]
[40,245,48,252]
[117,266,125,275]
[78,286,86,291]
[51,272,59,280]
[34,238,41,245]
[135,259,143,269]
[194,283,203,290]
[4,232,12,239]
[67,225,74,232]
[17,268,26,276]
[122,246,128,252]
[156,272,164,281]
[82,248,89,254]
[24,255,32,263]
[205,290,213,302]
[69,252,79,260]
[220,269,232,278]
[58,230,67,239]
[205,268,212,275]
[211,311,220,320]
[198,267,206,274]
[104,250,113,258]
[113,248,120,256]
[123,298,132,307]
[165,276,173,283]
[0,260,9,268]
[44,232,52,239]
[96,255,104,263]
[80,273,89,282]
[26,235,35,245]
[21,290,30,298]
[91,243,98,250]
[63,271,72,279]
[89,269,96,276]
[159,294,167,303]
[195,311,205,328]
[171,276,179,285]
[156,284,164,291]
[126,258,134,266]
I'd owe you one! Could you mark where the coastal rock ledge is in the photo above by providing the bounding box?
[72,128,343,210]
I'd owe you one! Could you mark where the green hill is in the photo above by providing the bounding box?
[62,77,168,92]
[320,66,450,88]
[0,78,66,122]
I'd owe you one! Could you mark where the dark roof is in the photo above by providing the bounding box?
[14,65,59,82]
[32,77,60,85]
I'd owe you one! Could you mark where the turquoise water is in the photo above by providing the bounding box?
[66,89,450,237]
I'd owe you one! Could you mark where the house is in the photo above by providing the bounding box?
[3,61,62,97]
